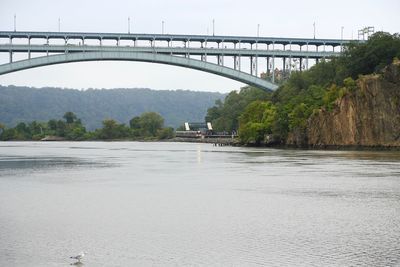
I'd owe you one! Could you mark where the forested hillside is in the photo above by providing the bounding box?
[0,86,225,130]
[206,32,400,147]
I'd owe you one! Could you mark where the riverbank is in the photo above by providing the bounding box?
[170,137,239,146]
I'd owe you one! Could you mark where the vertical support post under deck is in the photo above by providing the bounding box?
[28,37,31,59]
[300,58,303,72]
[283,57,286,77]
[250,56,253,75]
[272,56,275,83]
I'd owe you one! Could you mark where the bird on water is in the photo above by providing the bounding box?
[70,252,86,263]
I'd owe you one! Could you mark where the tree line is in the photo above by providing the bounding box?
[206,32,400,145]
[0,111,174,141]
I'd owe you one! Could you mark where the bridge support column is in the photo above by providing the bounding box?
[250,56,253,75]
[283,57,286,78]
[267,57,270,77]
[9,51,13,63]
[28,37,31,59]
[217,55,224,66]
[299,58,303,72]
[233,56,240,70]
[272,56,275,83]
[255,56,258,77]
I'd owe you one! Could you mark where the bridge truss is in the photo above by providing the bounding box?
[0,31,356,91]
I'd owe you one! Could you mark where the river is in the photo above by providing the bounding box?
[0,142,399,266]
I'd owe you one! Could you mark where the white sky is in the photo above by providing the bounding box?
[0,0,398,92]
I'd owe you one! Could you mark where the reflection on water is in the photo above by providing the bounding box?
[0,156,114,178]
[0,142,399,267]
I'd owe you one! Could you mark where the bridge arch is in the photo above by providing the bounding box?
[0,52,278,91]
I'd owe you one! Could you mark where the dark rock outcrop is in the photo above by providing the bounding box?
[292,62,400,148]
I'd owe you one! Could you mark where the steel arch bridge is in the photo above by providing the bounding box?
[0,51,279,90]
[0,31,356,91]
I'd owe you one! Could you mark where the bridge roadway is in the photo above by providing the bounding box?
[0,31,357,91]
[0,31,352,47]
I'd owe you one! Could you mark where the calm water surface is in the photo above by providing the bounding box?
[0,142,399,267]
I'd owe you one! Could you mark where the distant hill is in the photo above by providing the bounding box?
[0,85,225,130]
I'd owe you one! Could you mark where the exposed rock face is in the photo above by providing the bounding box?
[306,63,400,148]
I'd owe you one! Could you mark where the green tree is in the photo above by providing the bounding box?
[0,128,16,141]
[129,116,141,129]
[239,101,277,144]
[15,122,32,140]
[205,86,272,132]
[98,119,126,140]
[157,127,175,140]
[63,111,78,124]
[341,32,400,78]
[139,112,164,137]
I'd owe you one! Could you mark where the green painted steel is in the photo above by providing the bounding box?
[0,51,279,91]
[0,44,340,59]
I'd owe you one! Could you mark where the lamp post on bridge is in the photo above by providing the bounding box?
[212,19,215,36]
[162,20,165,34]
[341,26,344,40]
[313,22,316,39]
[256,24,260,77]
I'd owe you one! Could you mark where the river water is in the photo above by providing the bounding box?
[0,142,399,267]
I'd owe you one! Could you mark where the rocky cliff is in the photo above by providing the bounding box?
[297,62,400,148]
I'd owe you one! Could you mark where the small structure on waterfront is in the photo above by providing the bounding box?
[176,122,237,140]
[176,122,213,138]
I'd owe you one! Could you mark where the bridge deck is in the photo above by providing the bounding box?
[0,31,358,46]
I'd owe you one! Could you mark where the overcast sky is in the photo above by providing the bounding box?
[0,0,398,92]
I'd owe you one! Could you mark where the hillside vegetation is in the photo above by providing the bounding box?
[0,87,225,130]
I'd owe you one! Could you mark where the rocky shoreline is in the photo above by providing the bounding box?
[286,62,400,148]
